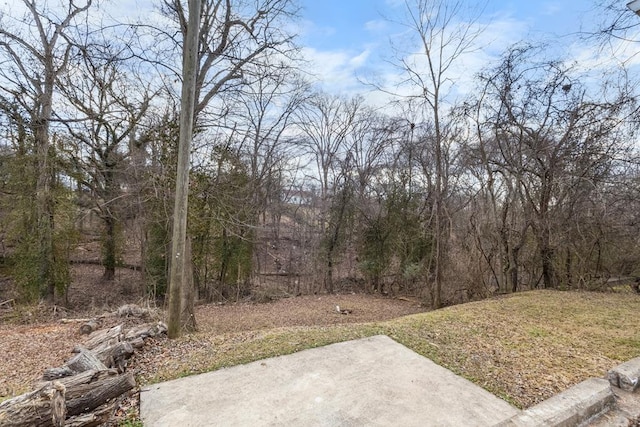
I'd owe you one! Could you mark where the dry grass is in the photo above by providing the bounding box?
[2,289,640,413]
[384,290,640,407]
[133,290,640,409]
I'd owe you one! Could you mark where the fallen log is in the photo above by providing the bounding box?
[124,321,168,343]
[81,325,123,353]
[59,318,94,324]
[41,369,119,392]
[43,349,107,382]
[128,337,145,349]
[66,348,107,374]
[9,321,158,426]
[42,366,74,381]
[66,372,135,417]
[64,401,116,427]
[116,304,149,319]
[0,381,66,427]
[93,341,134,371]
[79,320,99,335]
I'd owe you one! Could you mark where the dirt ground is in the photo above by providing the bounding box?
[0,292,425,399]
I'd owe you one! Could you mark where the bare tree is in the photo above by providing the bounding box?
[157,0,299,120]
[152,0,299,334]
[226,64,309,286]
[389,0,483,307]
[0,0,93,299]
[295,93,362,202]
[57,34,155,281]
[295,93,363,292]
[471,43,636,289]
[589,0,640,42]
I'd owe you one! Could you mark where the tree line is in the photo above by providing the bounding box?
[0,0,638,319]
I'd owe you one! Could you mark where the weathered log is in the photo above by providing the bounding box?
[66,348,107,373]
[128,337,145,349]
[35,370,119,401]
[50,369,118,392]
[62,371,119,402]
[82,325,123,353]
[66,372,135,417]
[79,320,99,335]
[64,401,116,427]
[0,381,66,427]
[42,366,74,381]
[116,304,149,319]
[124,321,168,343]
[94,341,134,371]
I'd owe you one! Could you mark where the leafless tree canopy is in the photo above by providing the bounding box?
[0,0,638,318]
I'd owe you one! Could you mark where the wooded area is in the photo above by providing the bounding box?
[0,0,639,327]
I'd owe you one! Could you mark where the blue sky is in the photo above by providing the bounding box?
[298,0,595,51]
[3,0,633,102]
[294,0,633,98]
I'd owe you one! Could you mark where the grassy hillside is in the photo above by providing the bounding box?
[141,290,640,409]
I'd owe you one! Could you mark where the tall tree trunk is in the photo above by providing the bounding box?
[102,161,118,281]
[168,0,201,338]
[35,81,55,300]
[565,249,573,288]
[103,216,116,281]
[181,237,197,331]
[432,95,444,309]
[540,244,556,289]
[509,246,520,293]
[325,257,334,294]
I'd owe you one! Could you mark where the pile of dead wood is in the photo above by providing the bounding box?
[0,307,167,426]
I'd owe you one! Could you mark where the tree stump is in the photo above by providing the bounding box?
[66,348,108,373]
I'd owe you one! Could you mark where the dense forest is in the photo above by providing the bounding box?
[0,0,639,316]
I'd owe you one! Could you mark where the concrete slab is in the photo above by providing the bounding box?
[140,335,518,426]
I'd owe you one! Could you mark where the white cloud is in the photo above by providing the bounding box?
[565,33,640,101]
[296,18,337,40]
[302,47,373,94]
[370,14,532,104]
[349,49,371,68]
[365,19,389,33]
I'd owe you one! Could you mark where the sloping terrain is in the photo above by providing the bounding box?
[131,290,640,409]
[1,289,639,423]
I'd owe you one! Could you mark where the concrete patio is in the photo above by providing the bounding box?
[140,335,519,426]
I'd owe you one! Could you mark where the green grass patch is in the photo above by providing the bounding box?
[144,290,640,409]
